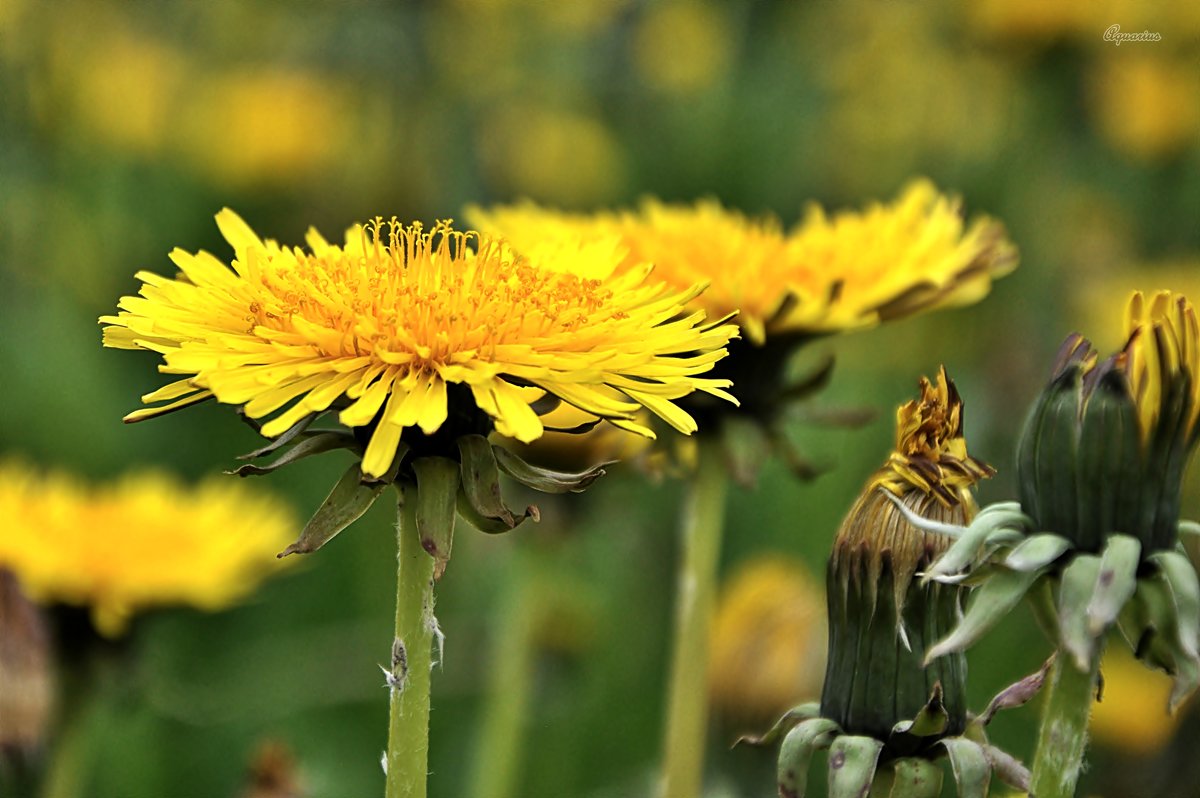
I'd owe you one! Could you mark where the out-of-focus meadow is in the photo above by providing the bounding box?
[1,1,1198,796]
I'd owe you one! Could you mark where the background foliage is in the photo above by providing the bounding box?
[2,1,1198,796]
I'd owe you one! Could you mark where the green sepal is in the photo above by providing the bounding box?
[776,717,839,798]
[874,758,943,798]
[227,431,360,477]
[455,489,538,534]
[1143,357,1192,551]
[890,685,948,738]
[923,511,1030,584]
[492,445,609,494]
[736,702,822,747]
[938,737,991,798]
[975,655,1054,727]
[1148,550,1200,661]
[1027,577,1060,641]
[278,463,385,557]
[1077,368,1139,552]
[719,414,774,488]
[826,735,884,798]
[1058,554,1103,671]
[1017,352,1085,543]
[236,410,318,459]
[412,457,460,581]
[981,744,1030,791]
[779,353,836,403]
[1004,533,1071,573]
[1121,566,1200,710]
[457,434,537,532]
[1085,534,1141,637]
[925,569,1039,663]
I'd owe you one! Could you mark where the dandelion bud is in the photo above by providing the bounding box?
[820,368,992,750]
[1017,292,1199,554]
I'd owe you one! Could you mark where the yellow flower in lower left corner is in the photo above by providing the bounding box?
[0,463,296,636]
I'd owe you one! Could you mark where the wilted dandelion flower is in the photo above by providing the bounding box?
[0,463,294,636]
[746,370,1039,797]
[101,211,737,480]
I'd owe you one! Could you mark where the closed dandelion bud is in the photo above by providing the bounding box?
[1017,292,1199,555]
[820,368,993,751]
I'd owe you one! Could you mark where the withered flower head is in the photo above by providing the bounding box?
[824,367,992,747]
[835,367,995,604]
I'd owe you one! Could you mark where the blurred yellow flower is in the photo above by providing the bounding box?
[58,27,185,155]
[632,1,733,94]
[0,464,296,636]
[478,105,627,206]
[1090,643,1184,754]
[470,179,1016,346]
[101,211,738,478]
[180,69,355,188]
[1089,54,1200,160]
[708,556,826,724]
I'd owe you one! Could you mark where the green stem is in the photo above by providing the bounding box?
[661,441,728,798]
[386,492,438,798]
[40,699,94,798]
[469,550,536,798]
[1029,644,1104,798]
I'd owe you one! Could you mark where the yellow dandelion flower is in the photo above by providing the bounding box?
[100,212,738,479]
[1123,290,1200,446]
[0,463,295,637]
[469,179,1016,347]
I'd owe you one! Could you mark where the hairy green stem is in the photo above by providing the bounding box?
[386,493,437,798]
[469,552,536,798]
[661,442,728,798]
[1029,644,1103,798]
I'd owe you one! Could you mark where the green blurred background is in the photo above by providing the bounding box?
[2,0,1199,796]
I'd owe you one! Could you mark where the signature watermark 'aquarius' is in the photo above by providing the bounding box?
[1104,24,1162,45]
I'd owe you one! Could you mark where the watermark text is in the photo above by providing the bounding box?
[1104,24,1162,45]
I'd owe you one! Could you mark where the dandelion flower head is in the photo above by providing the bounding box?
[101,212,739,478]
[469,179,1017,346]
[0,464,295,636]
